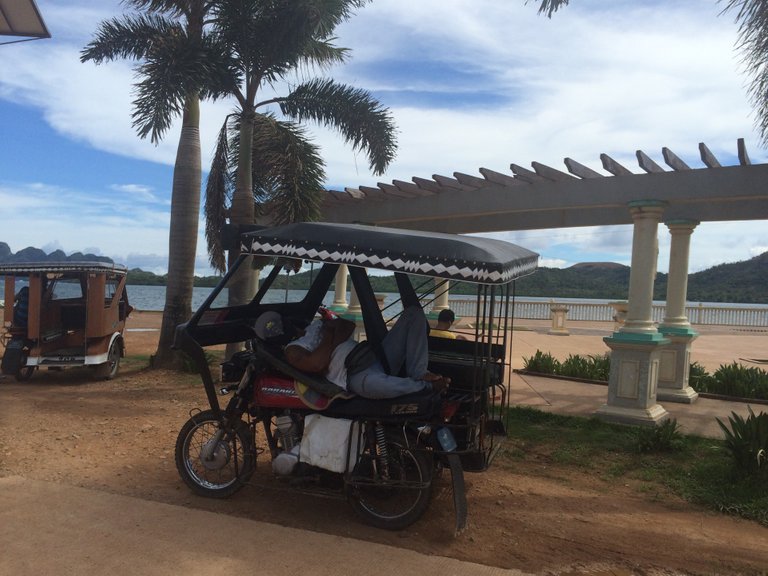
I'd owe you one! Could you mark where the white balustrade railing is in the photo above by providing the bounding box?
[441,298,768,327]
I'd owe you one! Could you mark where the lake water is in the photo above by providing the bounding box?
[123,284,767,317]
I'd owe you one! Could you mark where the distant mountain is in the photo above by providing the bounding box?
[2,241,765,303]
[0,243,113,265]
[672,251,768,303]
[511,253,767,303]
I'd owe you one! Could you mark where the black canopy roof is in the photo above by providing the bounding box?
[0,261,127,275]
[241,222,538,285]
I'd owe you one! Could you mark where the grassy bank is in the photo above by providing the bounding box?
[500,407,768,527]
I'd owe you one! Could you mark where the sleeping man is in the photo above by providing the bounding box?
[256,306,449,399]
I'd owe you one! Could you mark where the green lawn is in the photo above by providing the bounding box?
[500,406,768,527]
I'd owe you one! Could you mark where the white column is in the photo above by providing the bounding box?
[658,220,700,403]
[434,282,450,311]
[330,264,348,312]
[662,221,698,329]
[597,200,670,427]
[621,201,666,335]
[344,283,365,341]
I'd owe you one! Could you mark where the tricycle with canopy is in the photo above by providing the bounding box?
[173,222,538,533]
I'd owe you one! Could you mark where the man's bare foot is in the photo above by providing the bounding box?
[428,375,451,392]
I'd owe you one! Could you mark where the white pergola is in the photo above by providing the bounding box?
[321,139,766,233]
[317,139,768,426]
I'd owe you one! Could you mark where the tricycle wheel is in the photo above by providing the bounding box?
[15,365,35,382]
[175,409,255,498]
[348,436,433,530]
[94,338,121,380]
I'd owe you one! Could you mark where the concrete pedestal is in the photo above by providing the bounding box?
[596,333,670,426]
[548,305,570,336]
[657,327,699,403]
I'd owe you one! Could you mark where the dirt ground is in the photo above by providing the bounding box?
[2,310,768,576]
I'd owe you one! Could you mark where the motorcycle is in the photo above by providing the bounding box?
[173,222,538,533]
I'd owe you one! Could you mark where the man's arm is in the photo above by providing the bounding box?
[284,317,356,373]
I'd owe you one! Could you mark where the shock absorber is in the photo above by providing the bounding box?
[374,422,390,479]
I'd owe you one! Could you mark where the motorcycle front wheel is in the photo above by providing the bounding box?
[175,409,255,498]
[347,436,433,530]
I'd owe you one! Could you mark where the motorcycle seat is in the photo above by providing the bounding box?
[321,389,442,420]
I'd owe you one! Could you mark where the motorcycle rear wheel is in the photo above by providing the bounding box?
[175,409,255,498]
[348,436,432,530]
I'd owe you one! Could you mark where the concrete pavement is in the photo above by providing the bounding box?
[0,476,529,576]
[504,319,767,438]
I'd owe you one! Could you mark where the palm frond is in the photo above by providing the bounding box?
[722,0,768,145]
[277,78,397,175]
[250,113,327,224]
[296,38,349,71]
[80,13,179,63]
[211,0,363,87]
[204,117,236,272]
[131,30,213,142]
[527,0,569,18]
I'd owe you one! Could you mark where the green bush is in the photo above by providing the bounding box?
[522,350,560,374]
[688,361,716,391]
[634,418,685,453]
[716,407,768,477]
[523,350,609,381]
[691,362,768,400]
[712,363,768,400]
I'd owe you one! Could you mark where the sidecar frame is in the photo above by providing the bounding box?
[175,222,538,472]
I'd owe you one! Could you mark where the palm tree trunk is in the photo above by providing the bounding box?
[154,94,202,368]
[224,109,258,359]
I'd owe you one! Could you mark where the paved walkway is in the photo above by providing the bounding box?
[503,319,767,438]
[0,476,529,576]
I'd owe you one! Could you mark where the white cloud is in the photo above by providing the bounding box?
[0,0,765,279]
[110,184,160,203]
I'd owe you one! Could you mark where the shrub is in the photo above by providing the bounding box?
[634,418,684,453]
[522,350,560,374]
[716,407,768,477]
[711,363,768,401]
[688,361,717,392]
[524,350,609,381]
[559,353,610,381]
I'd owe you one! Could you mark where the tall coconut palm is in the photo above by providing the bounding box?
[81,0,218,369]
[203,0,397,278]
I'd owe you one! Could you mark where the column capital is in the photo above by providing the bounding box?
[627,200,667,221]
[627,199,668,210]
[664,219,699,231]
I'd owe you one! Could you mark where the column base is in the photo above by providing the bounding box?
[657,385,698,404]
[595,403,669,427]
[547,328,570,336]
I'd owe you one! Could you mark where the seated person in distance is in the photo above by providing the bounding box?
[429,308,466,340]
[255,306,449,399]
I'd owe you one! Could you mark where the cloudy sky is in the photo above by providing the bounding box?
[1,0,766,276]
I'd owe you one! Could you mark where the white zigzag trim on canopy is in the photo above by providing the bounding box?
[243,239,536,284]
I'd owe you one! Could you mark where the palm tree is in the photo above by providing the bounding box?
[81,0,217,369]
[203,0,398,280]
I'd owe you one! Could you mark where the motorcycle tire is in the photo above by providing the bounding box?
[347,436,433,530]
[175,409,255,498]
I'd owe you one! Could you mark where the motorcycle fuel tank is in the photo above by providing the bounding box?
[253,374,306,409]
